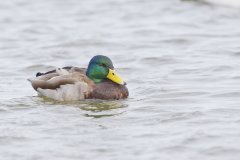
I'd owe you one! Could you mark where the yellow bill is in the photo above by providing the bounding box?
[107,69,125,85]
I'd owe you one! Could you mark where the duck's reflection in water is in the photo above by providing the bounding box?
[38,97,128,118]
[79,100,128,118]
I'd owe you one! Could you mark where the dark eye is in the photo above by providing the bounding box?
[100,63,106,67]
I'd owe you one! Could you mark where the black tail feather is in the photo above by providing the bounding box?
[36,72,43,77]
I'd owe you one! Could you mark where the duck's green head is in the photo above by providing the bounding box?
[86,55,126,85]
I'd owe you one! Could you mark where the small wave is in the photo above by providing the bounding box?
[22,64,56,73]
[210,91,240,98]
[202,0,240,7]
[140,56,177,66]
[159,111,203,123]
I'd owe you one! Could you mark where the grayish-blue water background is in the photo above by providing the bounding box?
[1,0,240,159]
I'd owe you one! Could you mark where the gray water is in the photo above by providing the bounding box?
[1,0,240,159]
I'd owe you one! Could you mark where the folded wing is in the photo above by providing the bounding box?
[28,68,92,101]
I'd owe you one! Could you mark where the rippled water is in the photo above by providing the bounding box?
[1,0,240,159]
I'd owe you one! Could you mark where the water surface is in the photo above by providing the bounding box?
[1,0,240,159]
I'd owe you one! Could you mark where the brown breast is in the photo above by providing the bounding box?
[89,80,129,100]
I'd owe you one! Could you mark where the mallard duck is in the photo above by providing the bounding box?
[28,55,129,101]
